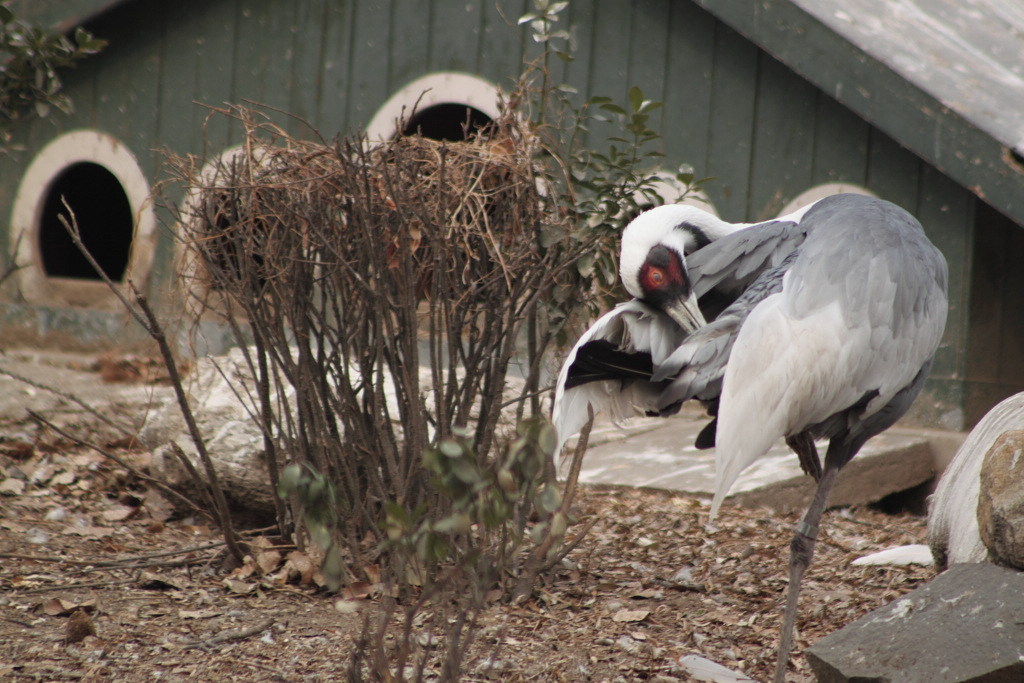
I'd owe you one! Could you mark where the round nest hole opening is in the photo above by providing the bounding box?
[39,161,134,281]
[402,104,493,142]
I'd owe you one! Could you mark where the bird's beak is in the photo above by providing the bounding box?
[665,292,706,334]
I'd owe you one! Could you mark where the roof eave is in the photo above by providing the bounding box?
[6,0,127,34]
[694,0,1024,225]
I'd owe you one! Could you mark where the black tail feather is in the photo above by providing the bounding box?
[565,339,655,389]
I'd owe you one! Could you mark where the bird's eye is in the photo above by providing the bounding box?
[649,269,664,285]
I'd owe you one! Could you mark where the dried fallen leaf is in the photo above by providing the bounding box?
[62,525,113,538]
[42,598,78,617]
[612,609,650,623]
[0,440,34,460]
[142,488,175,521]
[50,470,76,486]
[101,505,138,522]
[28,463,56,485]
[179,609,222,620]
[342,581,373,600]
[138,571,185,591]
[0,478,26,495]
[334,600,360,614]
[229,561,258,581]
[677,654,755,682]
[277,551,314,586]
[222,577,257,594]
[41,597,96,617]
[251,537,282,575]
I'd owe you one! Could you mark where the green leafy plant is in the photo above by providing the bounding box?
[518,0,710,316]
[279,419,563,682]
[0,3,106,154]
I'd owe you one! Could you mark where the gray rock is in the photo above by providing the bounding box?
[978,429,1024,569]
[140,348,280,513]
[806,563,1024,683]
[928,393,1024,569]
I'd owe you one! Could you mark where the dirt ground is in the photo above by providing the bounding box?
[0,360,934,682]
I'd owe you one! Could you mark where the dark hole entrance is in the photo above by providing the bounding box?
[201,188,270,295]
[39,161,133,281]
[402,103,493,142]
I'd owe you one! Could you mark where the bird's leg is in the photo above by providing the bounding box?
[773,462,839,683]
[785,433,821,481]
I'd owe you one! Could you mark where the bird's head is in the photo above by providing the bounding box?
[619,204,734,332]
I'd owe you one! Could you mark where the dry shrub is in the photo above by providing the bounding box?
[165,105,581,577]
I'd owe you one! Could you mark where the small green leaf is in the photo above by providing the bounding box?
[434,512,472,534]
[439,439,463,458]
[383,502,409,526]
[450,457,480,485]
[537,423,558,455]
[638,100,663,114]
[322,544,344,591]
[627,86,643,113]
[576,252,595,277]
[550,512,567,539]
[309,523,332,550]
[497,468,517,496]
[598,102,627,116]
[535,483,562,515]
[277,463,304,498]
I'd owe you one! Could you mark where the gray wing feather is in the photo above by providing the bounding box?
[688,219,809,301]
[655,254,795,406]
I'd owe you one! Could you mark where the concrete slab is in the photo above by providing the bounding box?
[1,348,961,514]
[560,406,945,514]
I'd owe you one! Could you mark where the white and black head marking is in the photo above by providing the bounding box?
[620,204,732,302]
[618,204,738,334]
[677,221,715,252]
[636,243,691,310]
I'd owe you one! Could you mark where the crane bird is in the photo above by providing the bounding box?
[552,194,948,682]
[551,200,817,455]
[551,202,739,455]
[656,193,948,682]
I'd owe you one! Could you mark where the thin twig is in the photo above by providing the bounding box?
[58,202,245,564]
[0,366,135,435]
[13,581,135,595]
[27,410,210,519]
[178,617,274,650]
[0,540,225,568]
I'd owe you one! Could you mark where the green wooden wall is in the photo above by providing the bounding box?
[0,0,1018,429]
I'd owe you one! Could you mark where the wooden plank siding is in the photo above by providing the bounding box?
[747,54,818,221]
[0,0,1015,428]
[965,202,1024,427]
[703,23,758,221]
[428,1,483,74]
[661,2,715,183]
